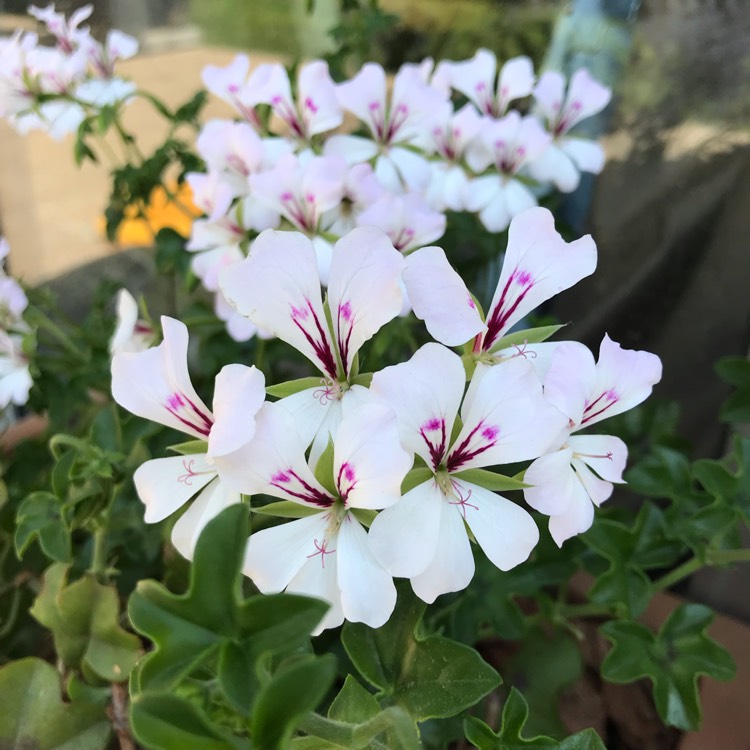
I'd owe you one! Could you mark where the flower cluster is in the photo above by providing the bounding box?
[186,49,611,340]
[0,238,32,409]
[0,3,137,138]
[112,209,662,633]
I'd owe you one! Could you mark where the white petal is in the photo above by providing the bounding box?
[457,480,539,571]
[337,514,396,627]
[111,317,213,439]
[171,480,241,559]
[218,402,334,507]
[370,343,465,470]
[327,227,404,376]
[572,458,613,507]
[368,479,443,578]
[523,448,577,516]
[561,137,605,174]
[482,207,597,350]
[334,402,411,510]
[569,433,627,484]
[548,481,595,547]
[449,357,567,471]
[244,512,331,593]
[527,143,580,192]
[324,134,379,164]
[411,498,474,603]
[580,335,662,428]
[220,230,339,379]
[542,341,597,425]
[403,246,486,346]
[208,364,265,458]
[134,455,216,524]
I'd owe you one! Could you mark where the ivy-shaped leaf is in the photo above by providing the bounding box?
[583,504,682,617]
[464,687,606,749]
[342,582,500,721]
[251,654,337,749]
[14,491,71,562]
[130,692,249,750]
[128,505,328,700]
[600,603,735,730]
[0,657,111,749]
[30,563,141,682]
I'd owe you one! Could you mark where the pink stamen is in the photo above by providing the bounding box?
[307,537,335,567]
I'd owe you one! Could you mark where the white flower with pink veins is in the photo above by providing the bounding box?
[423,103,483,212]
[248,59,343,144]
[403,207,597,353]
[0,331,32,408]
[523,336,662,546]
[464,111,551,233]
[201,54,268,131]
[231,400,411,633]
[435,49,535,119]
[111,317,266,558]
[248,153,348,284]
[325,62,449,193]
[367,343,567,603]
[528,68,612,192]
[220,226,404,466]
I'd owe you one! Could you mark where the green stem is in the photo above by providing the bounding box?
[556,601,615,620]
[255,338,267,373]
[653,547,750,592]
[26,307,86,360]
[90,527,108,580]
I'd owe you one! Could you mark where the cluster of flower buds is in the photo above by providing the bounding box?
[0,3,137,138]
[112,209,662,633]
[186,49,611,340]
[0,239,31,409]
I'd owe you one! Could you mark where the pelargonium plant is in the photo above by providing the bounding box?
[0,5,748,750]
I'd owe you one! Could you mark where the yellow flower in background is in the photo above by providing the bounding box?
[99,182,201,246]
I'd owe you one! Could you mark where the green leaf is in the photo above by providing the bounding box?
[350,373,373,388]
[401,467,433,494]
[583,505,682,617]
[489,324,566,353]
[249,501,322,519]
[130,692,248,750]
[503,628,582,739]
[15,491,71,562]
[600,603,735,730]
[128,505,327,691]
[251,654,337,749]
[167,440,208,456]
[452,469,528,492]
[266,377,324,398]
[342,583,500,720]
[314,436,338,497]
[0,658,111,749]
[464,687,606,749]
[328,676,380,724]
[30,564,141,682]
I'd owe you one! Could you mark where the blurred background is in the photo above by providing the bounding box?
[0,0,748,626]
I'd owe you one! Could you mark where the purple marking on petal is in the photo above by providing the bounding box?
[290,304,310,321]
[304,96,318,113]
[467,296,477,309]
[515,270,532,287]
[164,390,213,437]
[420,417,448,470]
[446,419,500,472]
[280,191,293,202]
[339,301,352,321]
[581,389,620,425]
[271,468,334,507]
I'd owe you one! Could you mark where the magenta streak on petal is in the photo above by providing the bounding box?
[336,301,355,375]
[307,536,336,568]
[368,101,385,141]
[270,468,335,507]
[336,461,357,505]
[474,81,494,116]
[580,389,619,425]
[270,93,306,139]
[446,419,500,472]
[290,298,338,379]
[164,392,213,437]
[482,269,535,351]
[391,226,415,252]
[419,417,447,471]
[554,100,582,137]
[280,191,317,233]
[385,102,409,144]
[448,479,478,519]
